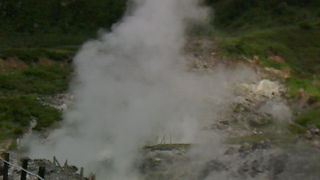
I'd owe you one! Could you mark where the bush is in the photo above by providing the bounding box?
[0,0,126,34]
[0,95,62,139]
[295,108,320,129]
[0,0,127,49]
[206,0,320,30]
[286,78,320,100]
[0,64,71,95]
[0,48,74,63]
[299,22,313,30]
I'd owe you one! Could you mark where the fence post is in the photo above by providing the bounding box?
[89,173,96,180]
[21,158,29,180]
[80,167,84,179]
[53,156,61,167]
[38,166,46,180]
[3,153,9,180]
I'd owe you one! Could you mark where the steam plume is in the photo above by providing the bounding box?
[22,0,255,179]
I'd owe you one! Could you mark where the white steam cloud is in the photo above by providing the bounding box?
[22,0,256,179]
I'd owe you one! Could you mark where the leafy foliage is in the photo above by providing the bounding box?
[295,108,320,129]
[205,0,320,134]
[0,63,71,141]
[0,0,126,49]
[0,95,61,140]
[0,64,71,95]
[0,0,126,144]
[0,0,126,34]
[206,0,320,30]
[0,48,74,62]
[207,0,320,101]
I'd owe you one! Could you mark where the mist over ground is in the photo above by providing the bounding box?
[20,0,271,179]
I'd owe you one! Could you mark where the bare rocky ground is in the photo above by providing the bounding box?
[141,143,320,180]
[139,40,320,180]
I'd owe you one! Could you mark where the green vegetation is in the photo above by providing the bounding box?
[295,107,320,129]
[0,64,71,95]
[205,0,320,133]
[287,107,320,136]
[205,0,320,30]
[205,0,320,101]
[0,0,126,144]
[225,132,297,146]
[0,0,319,146]
[0,64,70,143]
[0,48,75,63]
[0,0,126,32]
[144,144,191,151]
[286,77,320,101]
[0,0,126,63]
[0,95,62,140]
[227,114,298,146]
[0,63,70,141]
[0,0,126,48]
[288,123,307,135]
[225,134,268,144]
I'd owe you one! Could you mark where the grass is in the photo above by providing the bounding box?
[0,0,126,47]
[0,0,127,147]
[205,0,320,133]
[0,31,94,48]
[0,0,319,146]
[206,0,320,98]
[0,64,71,95]
[288,123,307,135]
[0,95,62,140]
[206,0,320,31]
[217,25,320,74]
[0,48,76,63]
[225,130,297,146]
[0,0,126,64]
[225,134,268,144]
[0,32,85,65]
[286,77,320,101]
[294,107,320,129]
[144,144,191,151]
[0,62,71,142]
[215,24,320,132]
[215,26,320,100]
[287,107,320,136]
[226,113,300,146]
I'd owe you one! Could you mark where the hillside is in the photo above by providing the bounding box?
[0,1,319,179]
[0,0,126,148]
[205,0,320,133]
[0,0,319,164]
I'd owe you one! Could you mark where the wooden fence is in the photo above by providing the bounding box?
[0,152,96,180]
[0,153,45,180]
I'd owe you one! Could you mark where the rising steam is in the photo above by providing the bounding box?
[22,0,255,179]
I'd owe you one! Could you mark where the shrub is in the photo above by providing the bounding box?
[295,108,320,129]
[0,95,62,139]
[0,64,71,95]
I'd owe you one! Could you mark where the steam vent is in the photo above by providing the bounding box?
[1,0,320,180]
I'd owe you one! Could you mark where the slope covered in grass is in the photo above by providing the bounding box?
[0,95,61,141]
[0,0,126,47]
[206,0,320,134]
[207,0,320,99]
[0,0,127,63]
[0,62,71,142]
[0,0,127,143]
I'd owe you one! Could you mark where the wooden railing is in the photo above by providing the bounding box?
[0,152,96,180]
[0,153,45,180]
